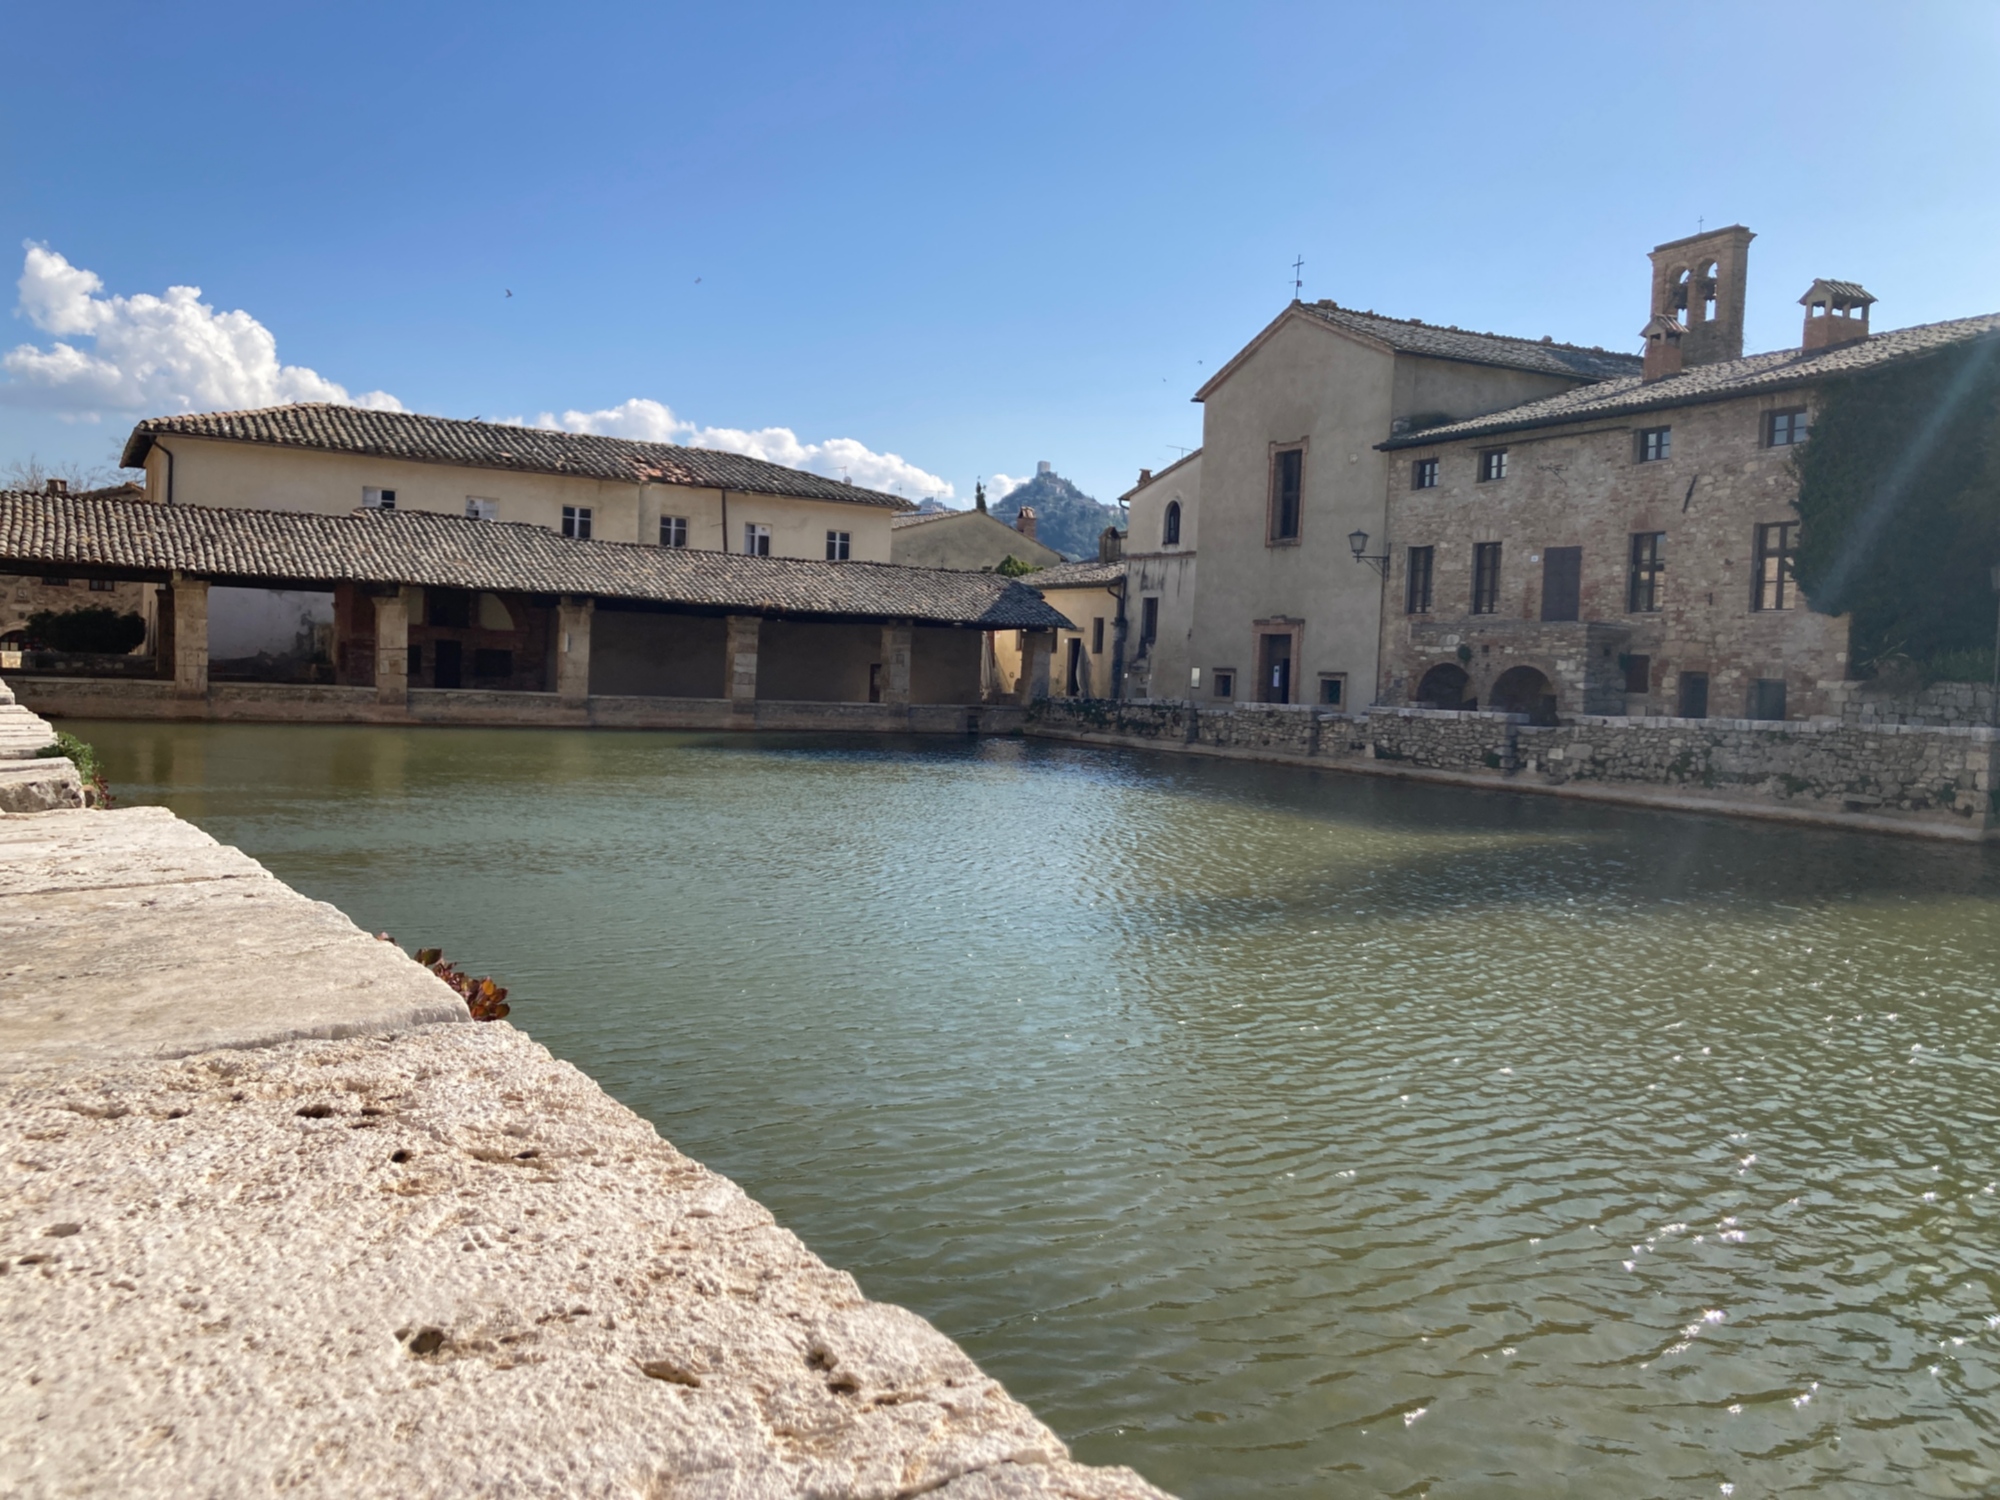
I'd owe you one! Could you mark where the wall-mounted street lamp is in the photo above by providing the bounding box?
[1348,530,1391,579]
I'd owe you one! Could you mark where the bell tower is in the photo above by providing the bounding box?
[1648,225,1754,366]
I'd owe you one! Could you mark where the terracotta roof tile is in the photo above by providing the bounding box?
[1298,303,1642,382]
[120,405,919,511]
[1380,312,2000,449]
[0,492,1071,630]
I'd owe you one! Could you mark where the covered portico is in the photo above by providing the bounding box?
[0,491,1070,731]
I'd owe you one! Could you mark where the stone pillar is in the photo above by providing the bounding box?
[724,615,760,713]
[372,589,411,708]
[880,623,913,705]
[1017,629,1052,705]
[169,574,209,699]
[557,597,594,707]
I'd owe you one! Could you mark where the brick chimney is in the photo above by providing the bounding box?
[1800,279,1875,352]
[1647,225,1754,366]
[44,478,67,495]
[1097,527,1123,563]
[1137,467,1153,486]
[1639,313,1686,383]
[1014,506,1037,540]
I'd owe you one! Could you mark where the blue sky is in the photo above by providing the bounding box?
[4,1,1996,505]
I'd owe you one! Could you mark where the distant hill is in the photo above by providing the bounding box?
[989,467,1120,561]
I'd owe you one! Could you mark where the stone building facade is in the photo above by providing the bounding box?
[1118,449,1200,700]
[1376,226,2000,722]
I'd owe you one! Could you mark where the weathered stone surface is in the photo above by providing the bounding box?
[0,1025,1168,1499]
[0,757,81,812]
[0,807,469,1074]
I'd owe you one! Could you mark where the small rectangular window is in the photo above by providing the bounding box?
[1477,449,1508,483]
[744,523,771,556]
[1678,671,1709,719]
[1748,678,1788,720]
[41,576,69,587]
[1766,409,1809,447]
[561,505,592,539]
[1627,531,1665,612]
[1091,617,1104,653]
[1405,545,1435,614]
[1753,521,1798,610]
[826,530,851,561]
[1471,542,1502,614]
[363,487,396,510]
[1318,673,1346,707]
[1411,458,1438,490]
[1622,653,1651,694]
[1213,669,1234,699]
[660,515,688,548]
[464,497,497,520]
[1141,596,1160,645]
[1636,427,1671,462]
[1269,448,1303,542]
[88,578,116,592]
[472,648,514,678]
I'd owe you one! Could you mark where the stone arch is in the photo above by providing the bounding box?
[1162,500,1182,547]
[1416,662,1473,710]
[1491,664,1557,723]
[0,616,30,645]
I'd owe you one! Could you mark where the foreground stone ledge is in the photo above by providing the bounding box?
[0,1025,1167,1498]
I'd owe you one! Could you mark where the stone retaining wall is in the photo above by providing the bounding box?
[1029,698,2000,840]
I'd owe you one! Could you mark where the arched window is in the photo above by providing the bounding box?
[1163,500,1182,546]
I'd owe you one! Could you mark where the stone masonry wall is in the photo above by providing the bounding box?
[1030,698,2000,839]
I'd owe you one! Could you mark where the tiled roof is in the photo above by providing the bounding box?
[119,405,918,511]
[1023,560,1124,590]
[890,508,969,529]
[1297,302,1642,382]
[1380,312,2000,449]
[0,492,1072,630]
[1802,279,1874,305]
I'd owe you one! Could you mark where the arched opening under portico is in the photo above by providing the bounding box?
[1416,662,1473,710]
[1491,665,1557,723]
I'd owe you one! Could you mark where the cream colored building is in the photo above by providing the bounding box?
[889,506,1062,572]
[1182,303,1638,710]
[1117,451,1199,700]
[122,404,914,563]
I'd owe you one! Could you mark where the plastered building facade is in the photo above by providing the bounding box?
[1119,451,1200,700]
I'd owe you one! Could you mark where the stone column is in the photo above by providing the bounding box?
[372,589,411,708]
[1017,629,1052,706]
[557,597,594,707]
[169,574,209,699]
[880,623,913,706]
[724,615,760,714]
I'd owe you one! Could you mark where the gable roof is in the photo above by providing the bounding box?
[0,491,1071,630]
[1023,560,1124,591]
[1195,302,1639,402]
[119,404,918,511]
[1118,447,1202,503]
[1379,311,2000,449]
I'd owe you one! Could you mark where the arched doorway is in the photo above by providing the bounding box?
[1416,662,1472,710]
[1491,665,1557,723]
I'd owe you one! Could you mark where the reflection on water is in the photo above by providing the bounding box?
[78,720,2000,1498]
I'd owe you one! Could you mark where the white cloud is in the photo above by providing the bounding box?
[2,243,402,421]
[541,397,954,501]
[987,473,1027,503]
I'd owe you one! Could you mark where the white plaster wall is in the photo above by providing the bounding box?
[1121,452,1201,698]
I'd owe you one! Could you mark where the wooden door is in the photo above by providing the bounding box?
[1541,547,1582,622]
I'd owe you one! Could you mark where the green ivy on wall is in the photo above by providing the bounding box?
[1792,335,2000,675]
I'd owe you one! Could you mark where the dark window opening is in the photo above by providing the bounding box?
[561,505,592,539]
[1163,500,1182,545]
[433,639,463,690]
[660,515,688,548]
[1065,638,1084,696]
[1405,545,1435,614]
[1678,671,1709,719]
[1258,633,1293,704]
[1411,458,1438,490]
[472,648,513,678]
[1636,427,1671,463]
[1472,542,1502,614]
[1319,675,1345,707]
[1766,409,1808,447]
[1753,522,1799,610]
[1627,532,1665,613]
[407,644,422,678]
[88,578,116,592]
[826,530,851,561]
[1540,546,1581,622]
[1091,617,1104,653]
[1477,449,1508,483]
[1748,678,1788,721]
[1140,596,1159,646]
[1270,448,1303,542]
[1622,653,1651,695]
[1213,670,1234,699]
[427,589,473,628]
